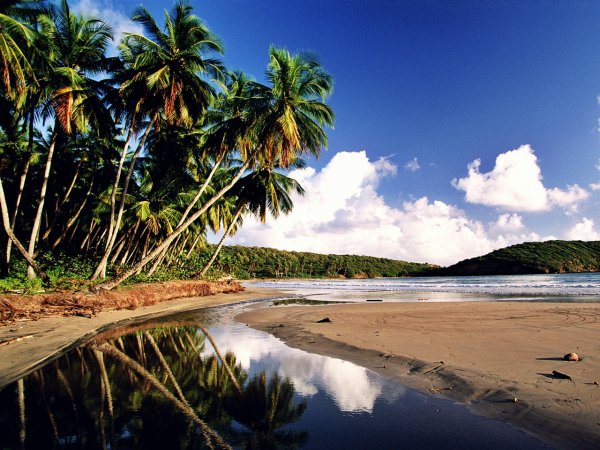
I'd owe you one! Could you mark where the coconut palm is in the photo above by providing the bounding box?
[92,0,224,280]
[25,0,114,278]
[95,48,333,290]
[248,47,334,168]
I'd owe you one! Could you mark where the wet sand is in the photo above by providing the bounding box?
[237,301,600,449]
[0,287,282,389]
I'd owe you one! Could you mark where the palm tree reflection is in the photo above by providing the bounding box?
[0,324,308,449]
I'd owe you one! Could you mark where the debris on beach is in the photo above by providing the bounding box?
[316,317,332,323]
[552,370,573,381]
[563,352,580,361]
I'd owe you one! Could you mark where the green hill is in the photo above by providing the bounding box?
[198,245,438,279]
[440,240,600,276]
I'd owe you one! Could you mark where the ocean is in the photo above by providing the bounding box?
[248,272,600,302]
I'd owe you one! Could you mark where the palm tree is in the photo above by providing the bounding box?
[25,0,114,278]
[0,0,39,102]
[92,0,224,280]
[249,47,335,168]
[199,162,304,277]
[95,47,333,290]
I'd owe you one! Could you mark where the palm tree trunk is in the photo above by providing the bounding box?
[118,219,140,265]
[185,232,203,259]
[106,124,135,247]
[79,219,96,251]
[27,130,58,279]
[198,207,243,277]
[178,151,226,226]
[94,160,251,290]
[109,237,126,265]
[6,108,36,272]
[51,177,94,250]
[0,177,48,281]
[41,160,82,242]
[6,152,32,270]
[92,115,157,280]
[144,153,227,277]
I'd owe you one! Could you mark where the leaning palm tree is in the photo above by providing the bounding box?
[25,0,114,278]
[198,162,304,277]
[92,0,224,280]
[94,47,333,290]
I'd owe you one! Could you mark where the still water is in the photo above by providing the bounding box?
[0,302,549,449]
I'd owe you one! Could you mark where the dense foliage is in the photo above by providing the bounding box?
[0,0,335,289]
[440,240,600,276]
[194,245,438,279]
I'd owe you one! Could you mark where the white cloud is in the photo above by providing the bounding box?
[590,182,600,191]
[404,157,421,172]
[565,218,600,240]
[491,213,525,232]
[72,0,143,55]
[595,158,600,171]
[373,156,398,176]
[226,151,545,266]
[452,145,589,213]
[547,185,589,214]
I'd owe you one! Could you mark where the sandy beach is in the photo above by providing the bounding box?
[0,287,282,389]
[237,301,600,449]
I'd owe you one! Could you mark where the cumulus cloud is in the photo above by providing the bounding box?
[590,182,600,191]
[226,151,544,266]
[72,0,143,55]
[566,218,600,240]
[404,157,421,172]
[452,145,589,213]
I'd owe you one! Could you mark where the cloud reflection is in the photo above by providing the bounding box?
[202,324,404,413]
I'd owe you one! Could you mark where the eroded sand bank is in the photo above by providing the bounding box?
[237,301,600,449]
[0,287,282,388]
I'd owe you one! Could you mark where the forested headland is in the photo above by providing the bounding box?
[0,0,335,291]
[439,241,600,276]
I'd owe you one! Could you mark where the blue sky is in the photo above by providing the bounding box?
[76,0,600,265]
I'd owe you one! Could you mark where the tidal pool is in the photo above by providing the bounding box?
[0,302,550,449]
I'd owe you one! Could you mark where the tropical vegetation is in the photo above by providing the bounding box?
[440,240,600,276]
[0,0,335,290]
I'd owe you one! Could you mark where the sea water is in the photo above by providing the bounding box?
[248,273,600,302]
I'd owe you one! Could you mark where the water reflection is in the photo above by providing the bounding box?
[0,311,549,450]
[204,324,403,413]
[0,324,307,449]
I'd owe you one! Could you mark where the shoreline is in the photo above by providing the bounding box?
[236,301,600,449]
[0,286,284,389]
